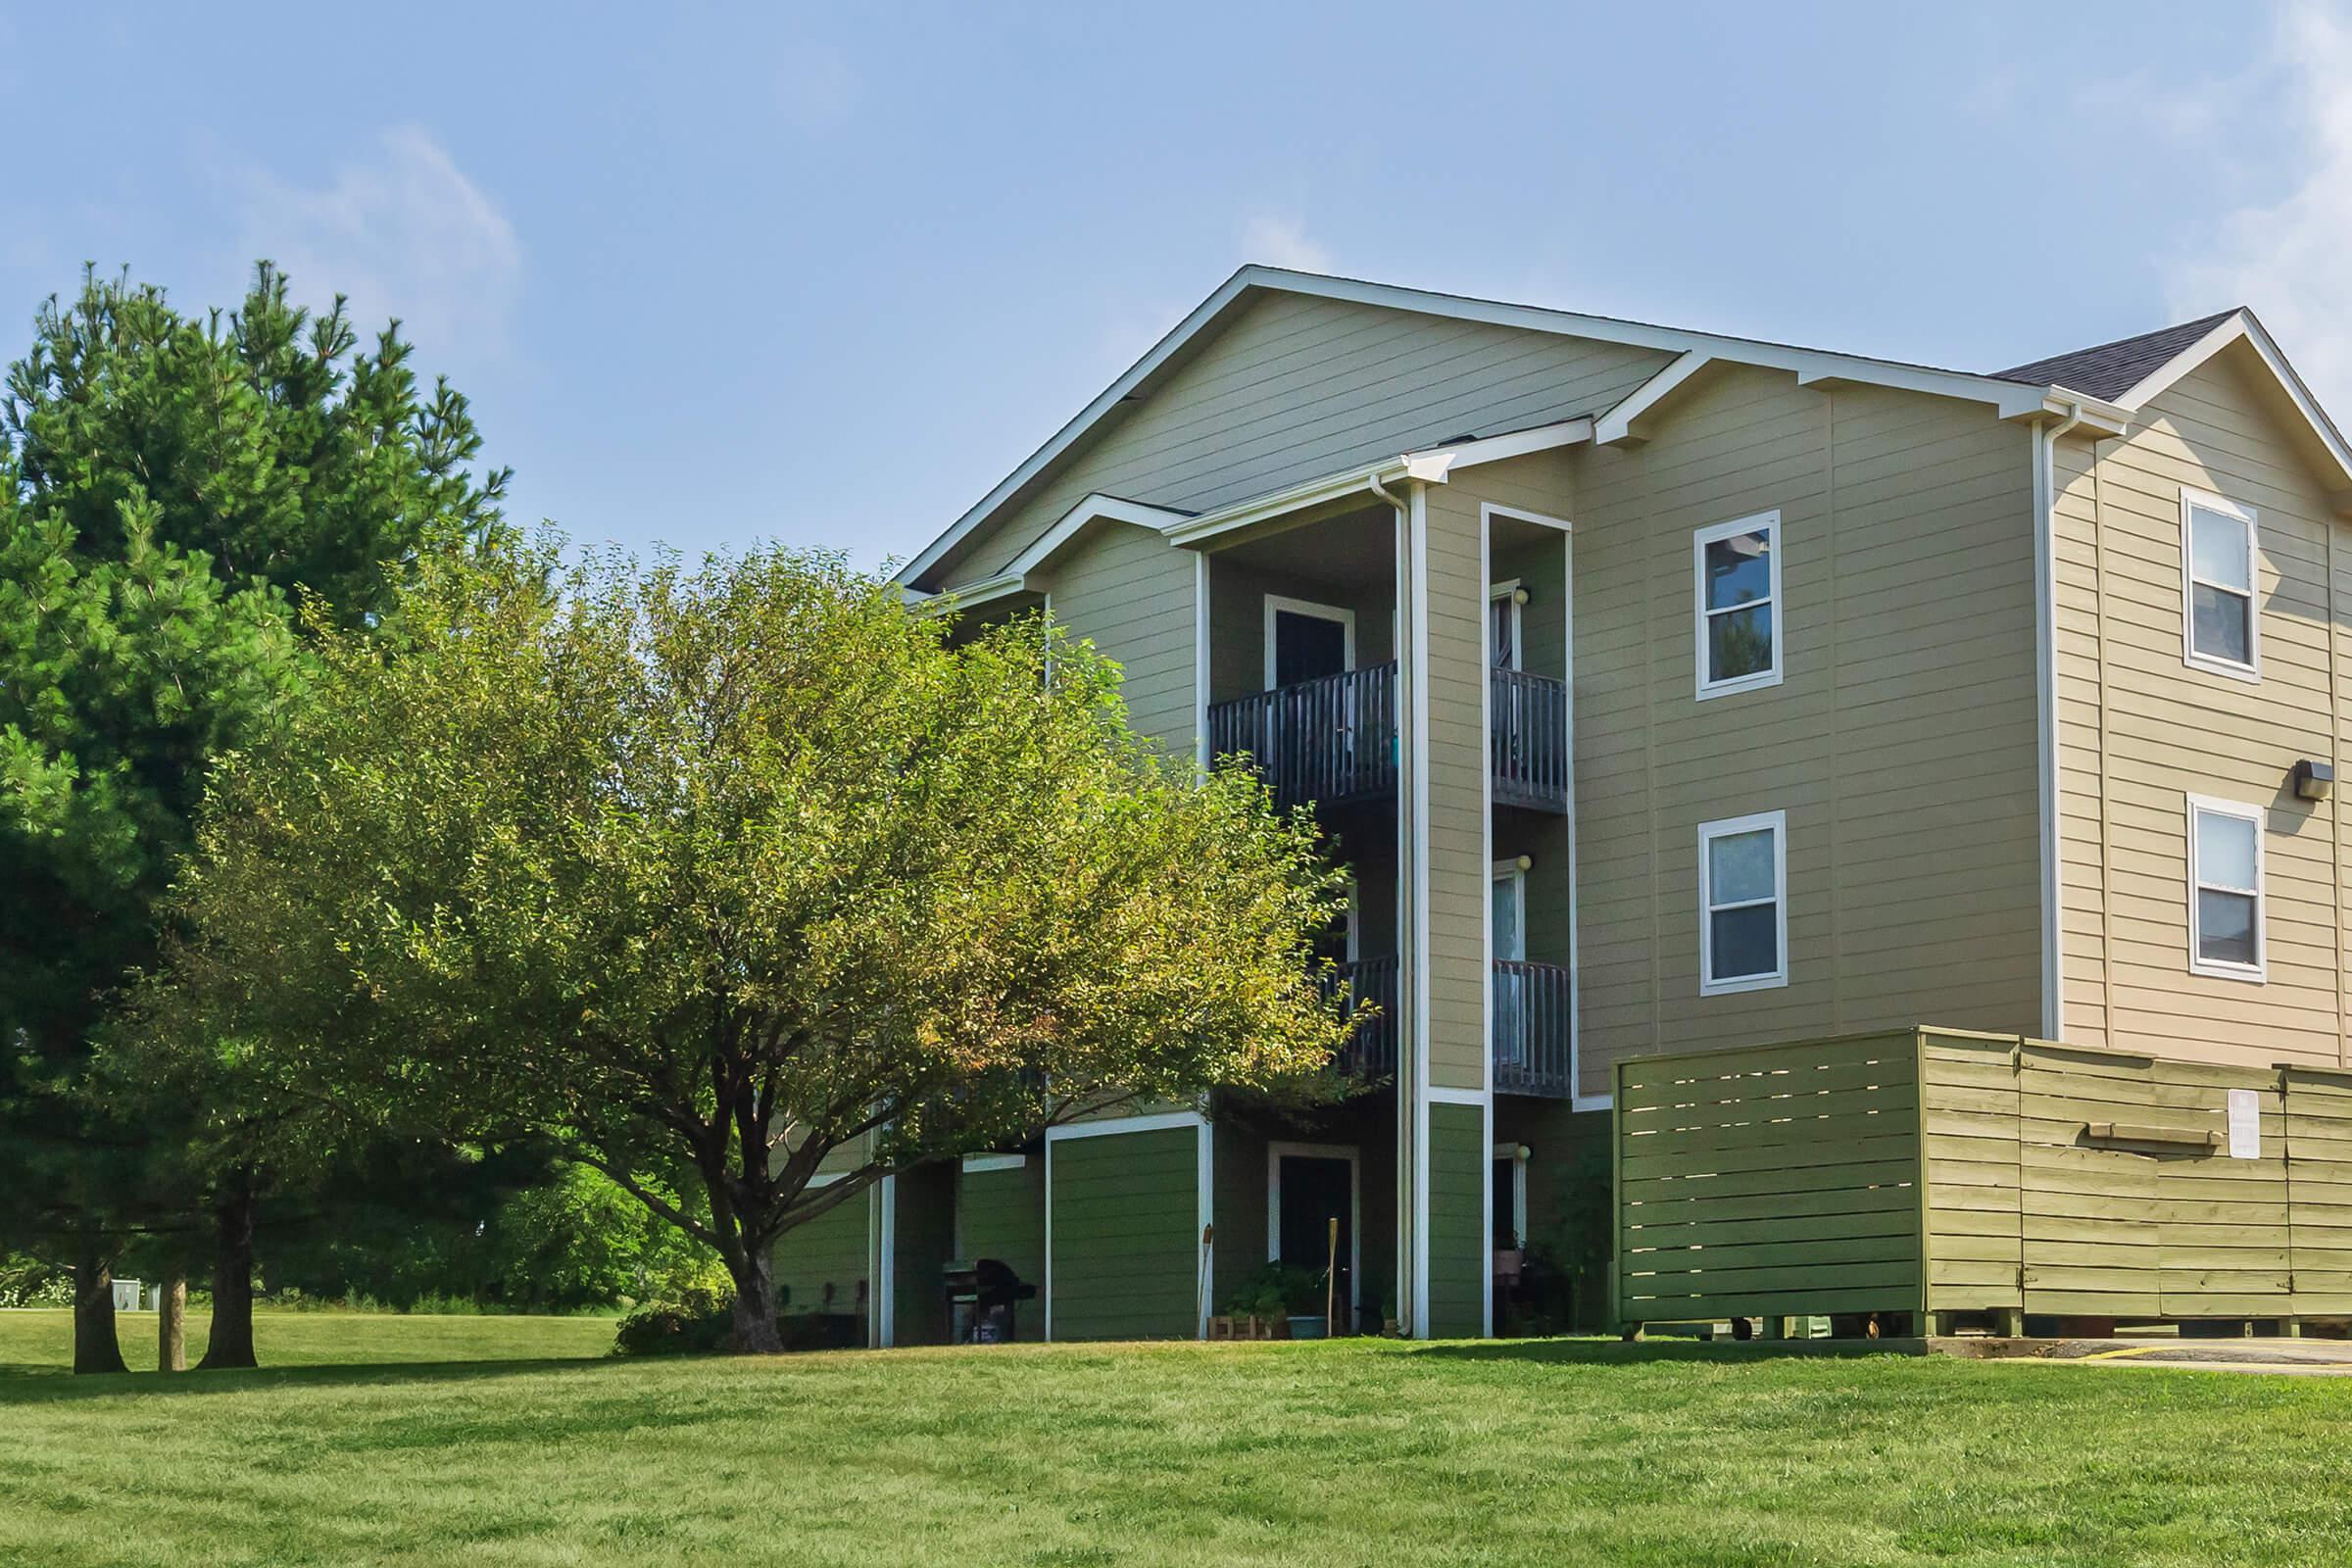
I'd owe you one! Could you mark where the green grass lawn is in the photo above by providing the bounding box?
[3,1311,2348,1567]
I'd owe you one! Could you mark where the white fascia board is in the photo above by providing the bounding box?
[906,570,1032,616]
[907,264,2087,584]
[1161,458,1429,547]
[1595,352,1712,446]
[1406,416,1592,471]
[1043,1108,1207,1142]
[1005,493,1192,576]
[1162,424,1589,552]
[901,271,1259,586]
[2111,311,2352,495]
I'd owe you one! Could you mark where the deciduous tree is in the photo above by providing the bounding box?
[157,544,1350,1350]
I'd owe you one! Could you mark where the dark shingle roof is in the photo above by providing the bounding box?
[1991,310,2241,401]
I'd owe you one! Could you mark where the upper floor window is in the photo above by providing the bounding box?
[1489,581,1522,670]
[2187,795,2265,982]
[2180,488,2259,680]
[1693,512,1782,700]
[1698,809,1788,995]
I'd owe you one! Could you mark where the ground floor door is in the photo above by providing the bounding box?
[1271,1145,1357,1328]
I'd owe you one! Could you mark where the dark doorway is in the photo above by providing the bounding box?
[1276,1152,1354,1324]
[1270,607,1349,687]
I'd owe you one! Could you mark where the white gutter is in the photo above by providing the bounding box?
[2034,399,2085,1042]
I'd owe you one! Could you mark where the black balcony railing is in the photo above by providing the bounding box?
[1324,955,1400,1080]
[1320,955,1573,1098]
[1208,662,1398,809]
[1491,668,1570,811]
[1206,661,1568,814]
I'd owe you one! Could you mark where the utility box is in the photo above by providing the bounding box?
[110,1279,142,1313]
[1613,1027,2352,1332]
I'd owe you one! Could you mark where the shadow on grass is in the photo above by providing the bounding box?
[0,1352,638,1404]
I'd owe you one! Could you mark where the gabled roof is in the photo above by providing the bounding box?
[1991,310,2243,402]
[903,267,2080,590]
[908,276,2352,592]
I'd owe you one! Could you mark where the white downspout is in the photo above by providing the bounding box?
[2034,401,2084,1043]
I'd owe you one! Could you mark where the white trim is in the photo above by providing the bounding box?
[1479,506,1495,1339]
[1595,351,1714,446]
[1044,1109,1208,1142]
[1262,594,1357,687]
[1492,1143,1530,1249]
[2032,416,2068,1042]
[1195,552,1211,771]
[906,267,2083,587]
[1698,809,1789,996]
[1165,456,1451,549]
[2180,486,2262,682]
[2186,793,2268,983]
[1265,1141,1362,1322]
[875,1173,897,1348]
[1412,417,1593,470]
[1692,512,1784,700]
[1043,1137,1054,1341]
[807,1170,849,1188]
[1408,482,1434,1339]
[1427,1085,1487,1105]
[1197,1118,1214,1341]
[959,1152,1027,1174]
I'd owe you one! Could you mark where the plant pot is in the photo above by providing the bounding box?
[1287,1314,1327,1340]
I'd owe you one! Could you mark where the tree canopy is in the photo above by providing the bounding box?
[0,264,510,1370]
[153,542,1353,1349]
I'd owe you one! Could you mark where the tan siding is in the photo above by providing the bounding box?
[2053,344,2349,1071]
[1421,481,1493,1090]
[1572,368,2041,1099]
[933,292,1674,586]
[1042,521,1198,755]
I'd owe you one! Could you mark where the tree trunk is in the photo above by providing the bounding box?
[196,1181,258,1371]
[72,1231,127,1375]
[159,1273,187,1372]
[729,1246,785,1353]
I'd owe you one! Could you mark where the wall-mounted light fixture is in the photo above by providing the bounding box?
[1512,854,1533,872]
[2293,759,2334,802]
[1511,586,1530,606]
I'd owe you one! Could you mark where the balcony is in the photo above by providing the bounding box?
[1324,956,1574,1099]
[1207,662,1568,813]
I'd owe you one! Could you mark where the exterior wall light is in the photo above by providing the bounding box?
[2293,759,2334,801]
[1511,586,1530,606]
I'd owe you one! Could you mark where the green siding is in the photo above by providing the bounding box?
[774,1186,872,1333]
[1210,1122,1268,1314]
[956,1157,1047,1343]
[1616,1031,1924,1325]
[891,1164,956,1347]
[1617,1028,2352,1327]
[1426,1102,1486,1338]
[1049,1126,1202,1341]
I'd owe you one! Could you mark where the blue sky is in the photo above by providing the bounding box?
[6,2,2348,569]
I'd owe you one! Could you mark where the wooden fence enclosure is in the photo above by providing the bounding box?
[1613,1027,2352,1332]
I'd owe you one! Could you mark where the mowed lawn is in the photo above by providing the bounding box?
[3,1312,2350,1567]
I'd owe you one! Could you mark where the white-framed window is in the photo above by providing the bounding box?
[2180,488,2259,680]
[1698,809,1788,995]
[1489,580,1523,670]
[2187,794,2266,982]
[1692,512,1782,700]
[1263,594,1355,689]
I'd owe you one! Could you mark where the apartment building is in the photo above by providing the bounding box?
[775,267,2352,1342]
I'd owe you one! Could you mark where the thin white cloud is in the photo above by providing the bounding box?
[2163,1,2352,416]
[1242,215,1333,273]
[779,41,858,131]
[228,125,521,357]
